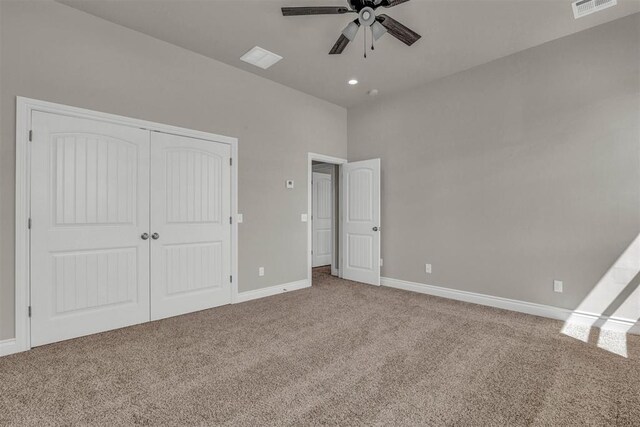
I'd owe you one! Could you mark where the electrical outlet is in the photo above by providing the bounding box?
[237,213,243,223]
[553,280,563,293]
[286,180,294,189]
[259,267,265,277]
[425,264,432,274]
[301,213,308,222]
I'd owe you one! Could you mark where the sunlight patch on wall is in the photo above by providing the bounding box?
[561,233,640,357]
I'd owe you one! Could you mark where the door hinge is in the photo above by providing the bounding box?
[28,130,33,142]
[229,216,232,225]
[230,158,232,166]
[28,306,31,317]
[230,275,233,283]
[28,218,32,229]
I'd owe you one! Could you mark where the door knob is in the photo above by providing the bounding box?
[151,233,160,240]
[372,226,379,232]
[141,233,149,240]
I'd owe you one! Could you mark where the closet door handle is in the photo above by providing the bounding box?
[141,233,149,240]
[151,233,160,240]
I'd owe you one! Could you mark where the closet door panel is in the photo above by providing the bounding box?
[149,132,232,320]
[30,111,150,347]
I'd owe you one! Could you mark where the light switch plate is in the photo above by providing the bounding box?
[425,264,432,274]
[286,180,294,189]
[553,280,563,293]
[259,267,265,277]
[237,213,243,223]
[301,213,308,222]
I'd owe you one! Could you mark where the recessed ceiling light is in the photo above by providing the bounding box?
[348,79,358,85]
[240,46,283,70]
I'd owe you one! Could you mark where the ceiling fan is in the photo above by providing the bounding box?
[281,0,421,56]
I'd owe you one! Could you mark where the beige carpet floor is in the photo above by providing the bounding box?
[1,267,639,426]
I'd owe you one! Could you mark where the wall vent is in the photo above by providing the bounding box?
[572,0,617,19]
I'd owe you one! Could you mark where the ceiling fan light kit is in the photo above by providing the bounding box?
[371,21,387,41]
[282,0,420,56]
[343,21,360,41]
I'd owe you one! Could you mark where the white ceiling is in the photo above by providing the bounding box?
[57,0,640,108]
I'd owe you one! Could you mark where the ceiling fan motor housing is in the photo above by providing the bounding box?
[348,0,382,11]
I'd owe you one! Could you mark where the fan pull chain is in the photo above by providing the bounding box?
[371,26,375,51]
[364,25,367,58]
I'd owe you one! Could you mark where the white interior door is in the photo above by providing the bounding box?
[341,159,380,286]
[149,132,232,321]
[30,111,150,347]
[312,172,332,267]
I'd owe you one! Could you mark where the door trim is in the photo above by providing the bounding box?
[307,153,347,285]
[13,96,239,355]
[312,171,332,268]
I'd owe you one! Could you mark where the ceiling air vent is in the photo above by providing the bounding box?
[240,46,283,70]
[572,0,617,19]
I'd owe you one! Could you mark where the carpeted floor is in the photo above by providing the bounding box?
[1,267,639,426]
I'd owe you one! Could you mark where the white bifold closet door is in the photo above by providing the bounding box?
[149,132,232,320]
[341,159,381,286]
[30,112,151,347]
[30,112,232,347]
[312,172,332,267]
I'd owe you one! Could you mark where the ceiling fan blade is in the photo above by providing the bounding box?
[376,14,421,46]
[329,34,351,54]
[282,6,351,16]
[381,0,411,7]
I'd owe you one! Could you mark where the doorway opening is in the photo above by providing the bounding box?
[312,161,338,284]
[307,153,346,285]
[307,153,381,288]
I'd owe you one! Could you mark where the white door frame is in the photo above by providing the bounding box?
[311,171,332,268]
[13,97,239,355]
[307,153,347,284]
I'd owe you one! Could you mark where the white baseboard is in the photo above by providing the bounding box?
[381,277,639,335]
[563,311,640,335]
[0,280,311,358]
[3,277,635,359]
[0,339,18,357]
[235,279,310,304]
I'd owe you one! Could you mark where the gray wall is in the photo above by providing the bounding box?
[1,1,637,341]
[348,14,640,311]
[0,0,347,340]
